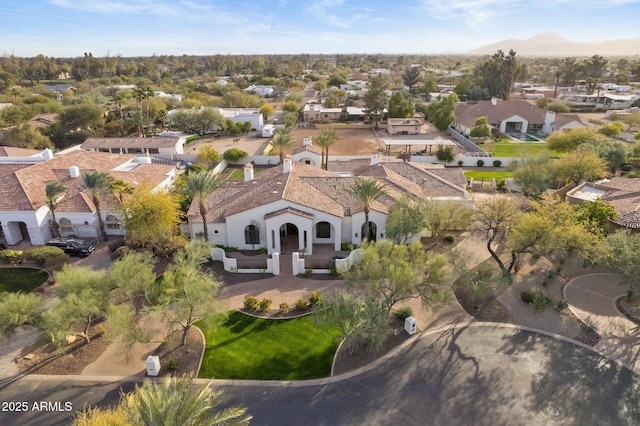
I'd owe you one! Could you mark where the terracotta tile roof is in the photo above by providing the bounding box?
[0,163,31,177]
[27,113,59,128]
[454,100,546,129]
[292,144,322,155]
[553,114,584,128]
[0,146,43,157]
[264,207,314,220]
[0,150,174,212]
[188,160,470,224]
[82,137,182,149]
[598,177,640,229]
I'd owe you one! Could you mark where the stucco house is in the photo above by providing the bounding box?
[550,114,587,133]
[454,98,555,136]
[215,108,264,131]
[81,136,186,160]
[566,177,640,231]
[186,154,471,255]
[0,150,177,246]
[387,118,423,135]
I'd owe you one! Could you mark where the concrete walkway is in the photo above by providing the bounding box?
[564,273,640,374]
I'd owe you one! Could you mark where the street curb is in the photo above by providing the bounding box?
[17,322,638,388]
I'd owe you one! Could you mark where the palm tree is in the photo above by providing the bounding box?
[112,93,126,133]
[45,181,67,238]
[144,86,154,135]
[120,375,251,426]
[347,177,388,242]
[132,87,146,136]
[82,171,114,242]
[182,170,220,242]
[74,375,251,426]
[271,127,295,163]
[314,128,338,170]
[110,179,135,206]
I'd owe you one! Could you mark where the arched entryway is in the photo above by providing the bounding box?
[361,222,377,242]
[280,223,300,253]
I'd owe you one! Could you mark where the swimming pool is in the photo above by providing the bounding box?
[509,133,543,142]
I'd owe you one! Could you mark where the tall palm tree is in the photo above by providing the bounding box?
[120,375,251,426]
[112,93,126,132]
[82,171,114,242]
[271,127,295,163]
[144,86,154,136]
[132,87,146,136]
[110,179,135,206]
[182,170,220,242]
[347,177,388,242]
[45,181,67,239]
[315,128,338,170]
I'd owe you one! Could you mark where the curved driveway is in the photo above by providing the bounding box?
[565,273,640,374]
[3,324,640,425]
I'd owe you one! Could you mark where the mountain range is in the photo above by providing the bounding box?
[467,32,640,56]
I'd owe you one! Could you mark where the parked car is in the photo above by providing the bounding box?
[46,239,95,257]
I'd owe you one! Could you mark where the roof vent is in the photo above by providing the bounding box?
[69,165,80,178]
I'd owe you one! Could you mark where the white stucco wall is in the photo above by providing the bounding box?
[351,210,387,244]
[500,114,528,133]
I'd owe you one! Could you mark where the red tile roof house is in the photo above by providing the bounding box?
[0,150,177,246]
[453,98,556,136]
[566,177,640,232]
[186,153,472,255]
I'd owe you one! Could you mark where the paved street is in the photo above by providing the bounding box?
[3,324,639,426]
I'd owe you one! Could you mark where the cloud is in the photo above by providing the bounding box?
[48,0,178,15]
[417,0,519,26]
[307,0,371,28]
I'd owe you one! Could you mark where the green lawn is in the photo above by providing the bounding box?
[227,167,267,181]
[197,310,342,380]
[480,140,548,158]
[0,267,49,293]
[464,171,513,180]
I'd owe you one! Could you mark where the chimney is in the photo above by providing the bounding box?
[303,137,312,146]
[371,152,382,166]
[69,165,80,178]
[491,97,498,106]
[283,155,293,174]
[42,148,54,160]
[244,163,254,182]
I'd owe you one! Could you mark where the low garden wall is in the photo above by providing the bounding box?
[210,247,279,275]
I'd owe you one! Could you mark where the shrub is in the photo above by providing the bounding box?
[259,298,273,311]
[108,238,126,252]
[556,299,568,311]
[496,179,506,191]
[621,164,633,172]
[243,295,259,310]
[531,292,551,312]
[110,246,129,261]
[23,246,69,270]
[309,291,321,307]
[215,244,237,253]
[443,234,455,243]
[458,160,464,167]
[296,298,308,311]
[476,159,484,167]
[393,306,414,320]
[304,269,312,277]
[223,148,248,163]
[167,358,179,371]
[0,249,25,265]
[256,247,267,254]
[547,102,570,113]
[520,290,535,304]
[341,243,356,251]
[279,302,289,314]
[492,160,502,167]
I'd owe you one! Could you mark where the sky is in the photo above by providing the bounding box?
[1,0,640,57]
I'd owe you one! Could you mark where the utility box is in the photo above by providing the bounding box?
[146,356,160,376]
[404,316,417,336]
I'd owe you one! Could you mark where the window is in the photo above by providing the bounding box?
[106,214,120,230]
[148,148,159,154]
[316,222,331,239]
[59,218,72,234]
[244,225,260,245]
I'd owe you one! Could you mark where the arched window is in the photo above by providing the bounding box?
[244,224,260,245]
[106,214,121,229]
[316,221,331,239]
[59,218,72,234]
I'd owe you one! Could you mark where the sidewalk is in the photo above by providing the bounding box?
[564,273,640,374]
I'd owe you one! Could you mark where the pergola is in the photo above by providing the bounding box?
[381,139,458,155]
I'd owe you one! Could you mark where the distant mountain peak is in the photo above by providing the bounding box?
[467,32,639,56]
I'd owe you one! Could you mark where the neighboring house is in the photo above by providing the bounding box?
[387,118,422,135]
[244,85,274,97]
[154,91,183,103]
[550,114,587,133]
[454,98,555,136]
[43,84,77,94]
[81,136,186,160]
[0,146,46,158]
[27,113,59,129]
[302,104,368,122]
[186,154,471,255]
[0,150,177,246]
[216,108,264,130]
[566,177,640,232]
